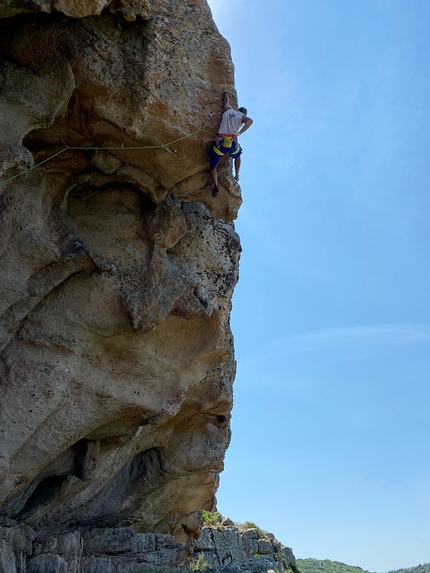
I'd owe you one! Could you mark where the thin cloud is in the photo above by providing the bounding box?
[270,324,430,354]
[239,324,430,369]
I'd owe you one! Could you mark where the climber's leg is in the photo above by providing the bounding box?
[230,143,242,181]
[209,144,224,197]
[210,165,218,187]
[234,155,241,181]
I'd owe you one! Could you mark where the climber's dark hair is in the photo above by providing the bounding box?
[238,107,247,115]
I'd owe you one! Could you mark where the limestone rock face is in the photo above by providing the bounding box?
[0,525,185,572]
[190,523,296,572]
[0,0,241,544]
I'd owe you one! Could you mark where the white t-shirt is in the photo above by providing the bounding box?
[218,109,244,134]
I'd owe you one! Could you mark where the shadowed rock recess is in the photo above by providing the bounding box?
[0,0,243,569]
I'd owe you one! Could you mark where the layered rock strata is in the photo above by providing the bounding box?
[0,0,242,552]
[0,521,296,573]
[0,524,184,572]
[190,523,295,572]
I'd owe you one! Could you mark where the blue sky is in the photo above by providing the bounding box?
[206,1,430,571]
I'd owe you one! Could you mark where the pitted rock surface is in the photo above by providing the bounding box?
[0,0,241,544]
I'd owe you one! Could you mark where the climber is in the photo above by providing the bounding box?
[209,91,253,197]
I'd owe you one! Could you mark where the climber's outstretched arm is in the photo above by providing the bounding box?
[223,91,232,111]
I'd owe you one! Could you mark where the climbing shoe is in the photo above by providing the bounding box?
[235,174,240,182]
[212,186,219,197]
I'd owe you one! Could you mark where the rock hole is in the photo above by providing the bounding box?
[16,474,69,521]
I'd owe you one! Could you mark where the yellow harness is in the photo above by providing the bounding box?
[217,133,235,149]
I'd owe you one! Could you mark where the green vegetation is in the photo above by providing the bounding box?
[288,561,303,573]
[189,554,210,572]
[134,554,430,573]
[234,520,268,539]
[202,510,221,526]
[243,521,259,529]
[298,558,430,573]
[200,513,270,541]
[387,565,430,573]
[297,559,375,573]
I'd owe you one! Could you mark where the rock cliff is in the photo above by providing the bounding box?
[189,519,296,572]
[0,520,297,573]
[0,0,242,558]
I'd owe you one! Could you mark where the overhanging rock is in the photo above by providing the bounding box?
[0,0,242,550]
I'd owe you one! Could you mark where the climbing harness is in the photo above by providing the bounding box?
[216,133,235,148]
[0,113,215,187]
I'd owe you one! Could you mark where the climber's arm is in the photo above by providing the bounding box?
[223,91,232,111]
[237,116,253,136]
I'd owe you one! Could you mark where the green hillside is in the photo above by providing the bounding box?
[297,558,430,573]
[297,558,375,573]
[387,565,430,573]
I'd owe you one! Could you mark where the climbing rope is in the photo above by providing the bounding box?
[0,114,216,187]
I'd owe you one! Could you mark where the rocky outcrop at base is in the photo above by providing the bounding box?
[189,521,295,572]
[0,520,296,573]
[0,523,184,572]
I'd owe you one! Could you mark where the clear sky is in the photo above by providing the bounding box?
[206,1,430,571]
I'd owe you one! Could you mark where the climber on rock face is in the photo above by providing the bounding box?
[209,91,253,197]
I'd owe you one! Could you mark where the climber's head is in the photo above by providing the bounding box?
[238,107,248,115]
